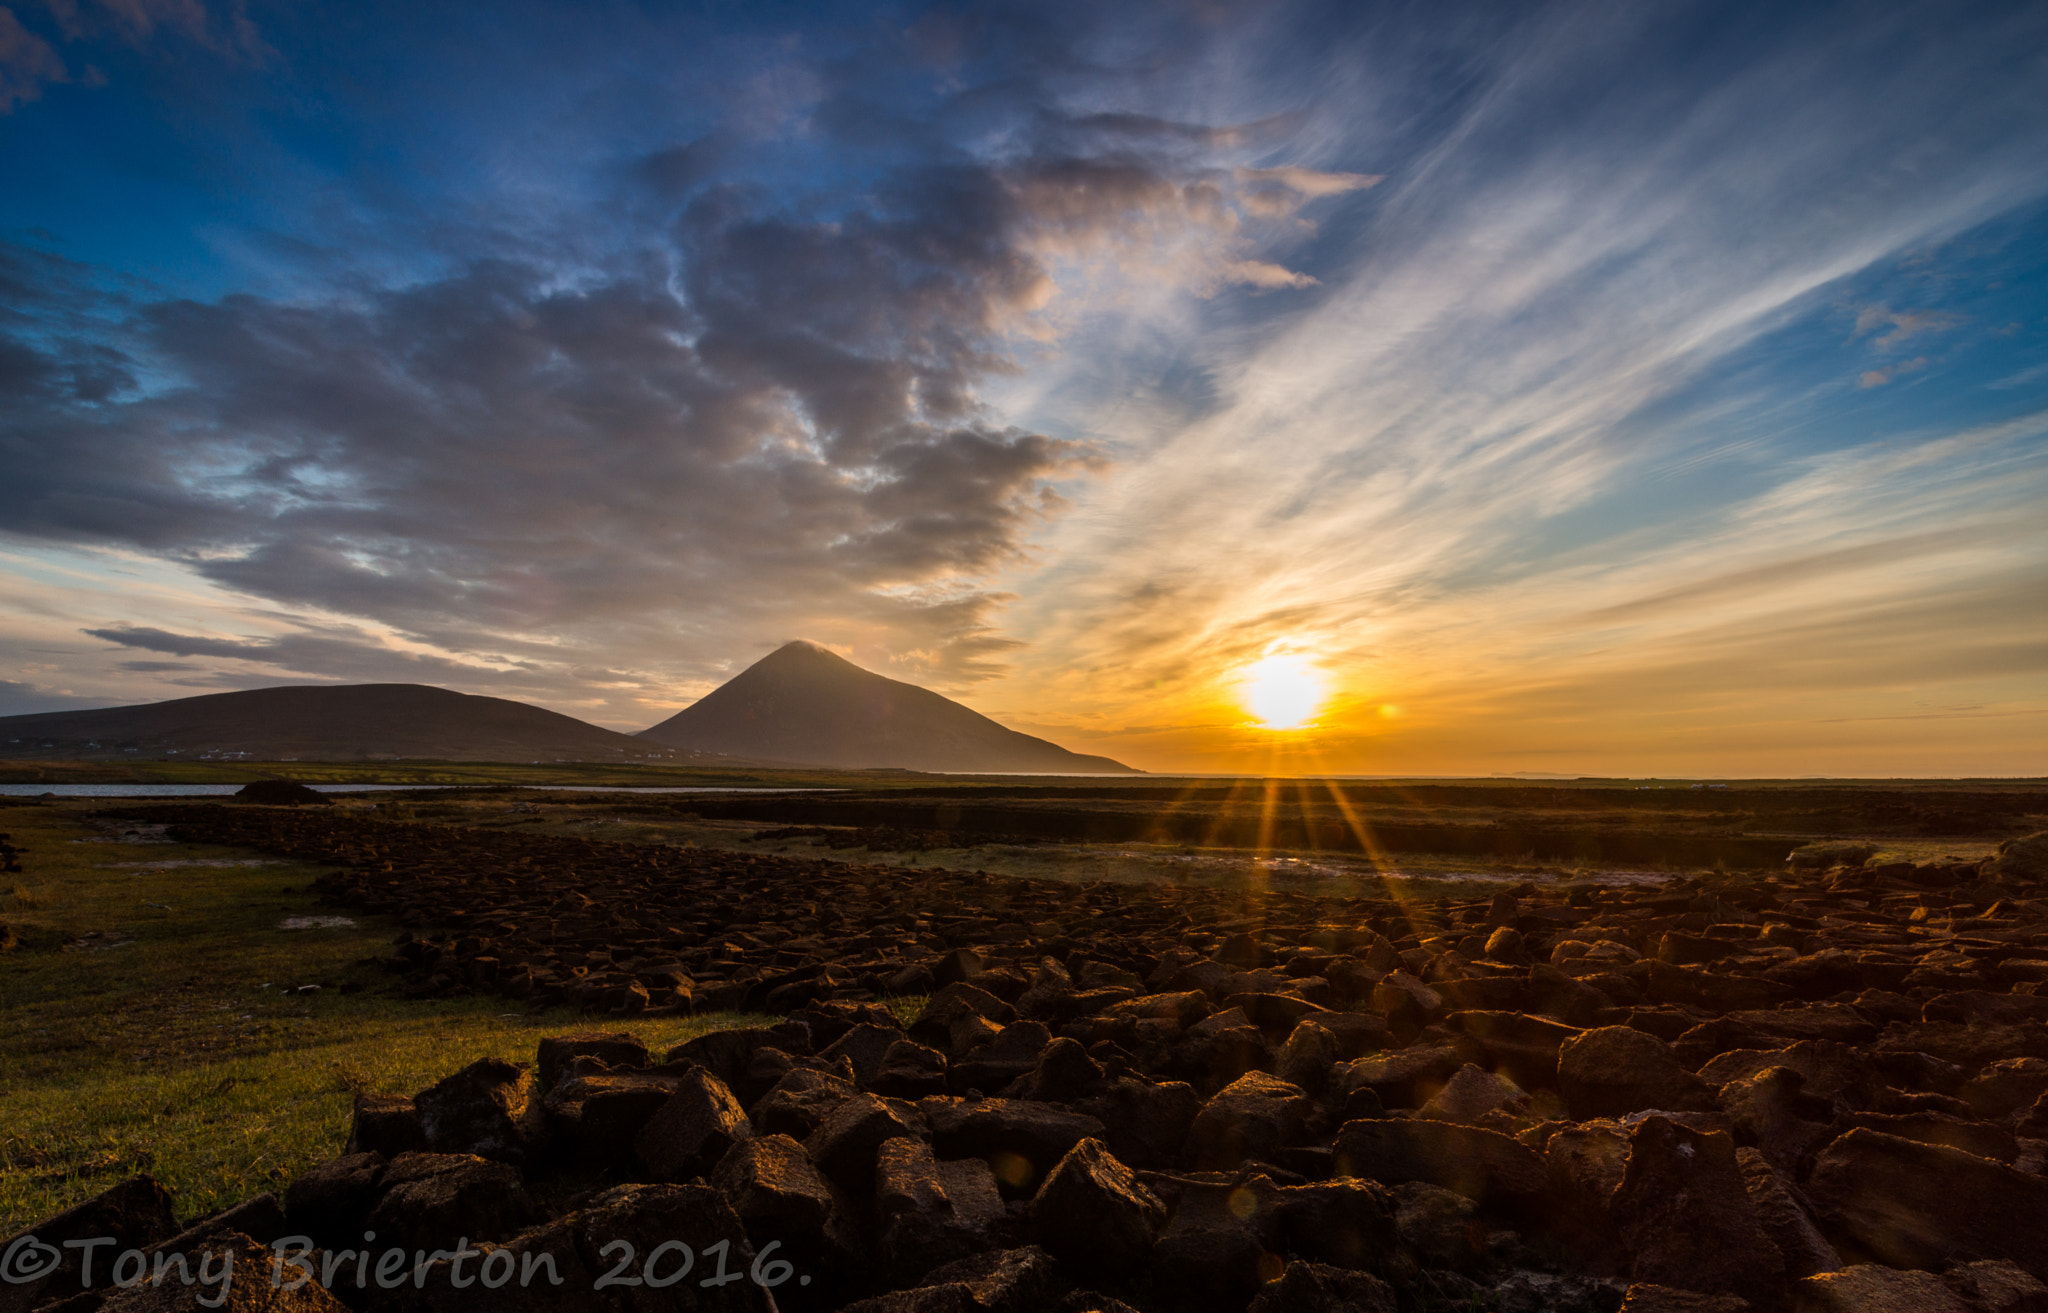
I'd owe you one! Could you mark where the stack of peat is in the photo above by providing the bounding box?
[9,813,2048,1311]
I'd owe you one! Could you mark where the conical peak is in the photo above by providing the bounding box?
[754,640,860,671]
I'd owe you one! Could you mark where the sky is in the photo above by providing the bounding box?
[2,0,2046,777]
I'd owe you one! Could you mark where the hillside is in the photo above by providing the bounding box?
[0,684,714,763]
[638,641,1137,774]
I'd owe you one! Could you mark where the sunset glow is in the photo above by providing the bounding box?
[1242,655,1327,731]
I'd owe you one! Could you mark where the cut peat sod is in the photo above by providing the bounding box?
[7,800,2048,1309]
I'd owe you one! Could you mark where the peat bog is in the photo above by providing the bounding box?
[4,778,2048,1311]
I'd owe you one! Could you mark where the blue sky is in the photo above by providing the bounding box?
[2,0,2045,774]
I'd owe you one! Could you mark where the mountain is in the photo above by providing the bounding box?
[638,641,1138,774]
[0,684,706,763]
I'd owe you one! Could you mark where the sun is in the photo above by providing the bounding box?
[1241,653,1327,730]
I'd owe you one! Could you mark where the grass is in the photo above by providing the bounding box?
[0,801,770,1230]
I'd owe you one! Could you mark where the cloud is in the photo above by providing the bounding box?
[984,0,2048,770]
[0,14,1333,709]
[38,0,265,60]
[0,678,123,716]
[0,7,66,111]
[1,0,266,114]
[1853,304,1964,350]
[82,622,543,686]
[1858,356,1928,387]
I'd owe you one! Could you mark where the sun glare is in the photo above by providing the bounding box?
[1242,653,1326,730]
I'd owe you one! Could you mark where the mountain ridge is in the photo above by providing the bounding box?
[0,683,705,763]
[638,641,1137,774]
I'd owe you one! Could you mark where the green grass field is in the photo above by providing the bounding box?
[0,801,777,1229]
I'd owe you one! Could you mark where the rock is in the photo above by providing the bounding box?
[1543,1123,1632,1269]
[875,1136,988,1280]
[97,1228,347,1312]
[537,1032,650,1089]
[1077,1077,1200,1169]
[1617,1287,1751,1313]
[1103,989,1214,1030]
[1030,1137,1164,1277]
[544,1072,685,1169]
[1333,1117,1546,1205]
[925,1097,1106,1197]
[1992,832,2048,882]
[711,1133,842,1235]
[825,1023,910,1087]
[1964,1058,2048,1121]
[1275,1018,1342,1094]
[931,1247,1064,1311]
[1273,1179,1402,1277]
[1418,1064,1529,1124]
[1715,1066,1836,1173]
[1389,1181,1483,1270]
[842,1248,1061,1313]
[1370,971,1444,1037]
[1484,925,1530,964]
[1005,1037,1104,1103]
[710,1135,862,1306]
[1446,1010,1583,1088]
[1223,992,1329,1033]
[1735,1146,1841,1279]
[1246,1260,1398,1313]
[0,1174,176,1312]
[1805,1128,2048,1280]
[939,1156,1006,1232]
[1529,963,1613,1027]
[1016,958,1079,1022]
[347,1092,428,1157]
[1842,1110,2017,1162]
[1945,1260,2048,1313]
[1176,1009,1272,1090]
[1492,1271,1631,1313]
[805,1093,926,1194]
[950,1022,1051,1094]
[634,1067,753,1182]
[233,778,332,806]
[414,1057,548,1167]
[364,1151,536,1252]
[1186,1071,1312,1170]
[1152,1176,1287,1312]
[1559,1026,1718,1120]
[568,1182,772,1312]
[1333,1038,1473,1110]
[281,1151,385,1249]
[1644,961,1784,1012]
[751,1067,860,1139]
[1612,1117,1786,1309]
[1309,1011,1396,1058]
[1924,992,2048,1027]
[910,984,1018,1054]
[149,1193,287,1263]
[1789,1264,1970,1312]
[1724,1005,1877,1048]
[1698,1041,1881,1113]
[670,1025,812,1102]
[872,1039,951,1099]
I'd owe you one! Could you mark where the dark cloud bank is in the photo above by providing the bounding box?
[0,1,1298,700]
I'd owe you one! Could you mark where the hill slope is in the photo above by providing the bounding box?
[0,684,701,763]
[638,641,1138,774]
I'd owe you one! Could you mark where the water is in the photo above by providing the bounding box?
[0,783,833,798]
